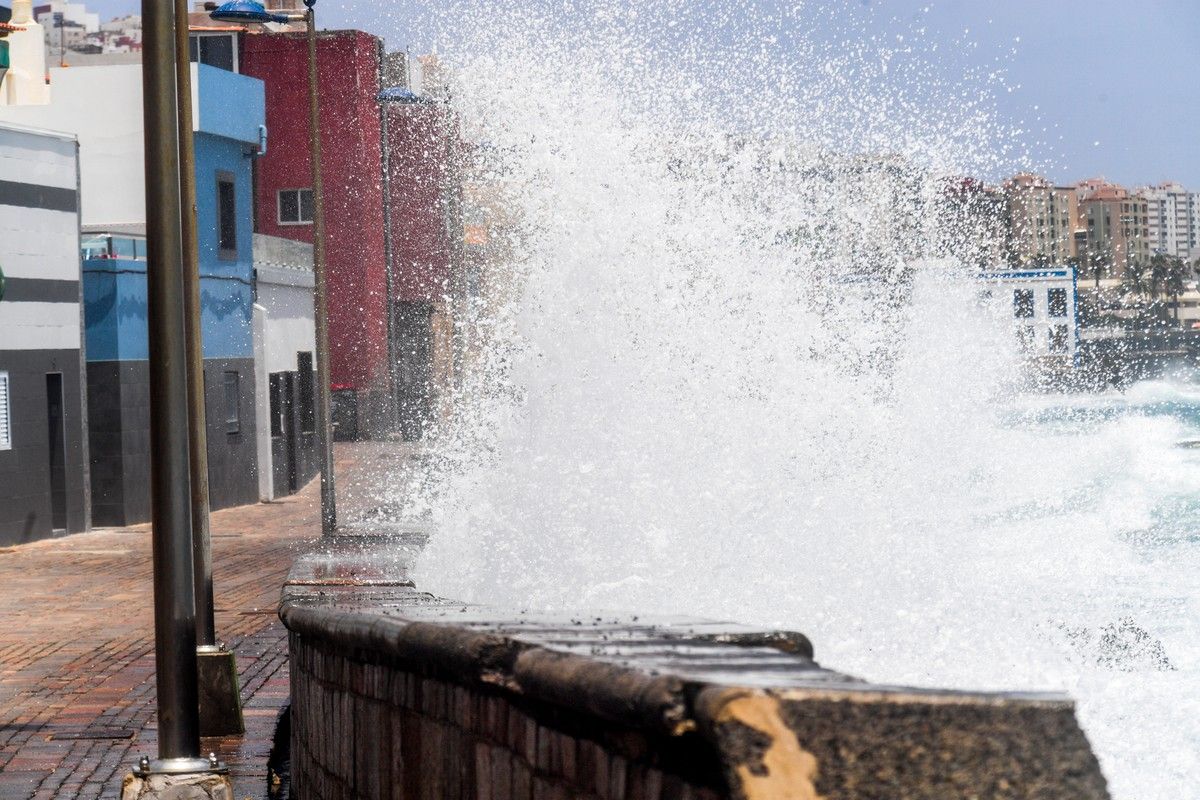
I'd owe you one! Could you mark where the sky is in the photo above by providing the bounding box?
[77,0,1200,187]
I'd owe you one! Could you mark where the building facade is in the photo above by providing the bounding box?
[937,176,1007,269]
[1,0,50,106]
[1138,182,1199,260]
[380,73,462,440]
[1002,173,1079,266]
[0,62,266,525]
[239,29,394,438]
[251,232,317,500]
[1077,181,1149,276]
[980,267,1079,363]
[0,122,88,544]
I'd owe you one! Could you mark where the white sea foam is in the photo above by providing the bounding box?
[362,2,1200,795]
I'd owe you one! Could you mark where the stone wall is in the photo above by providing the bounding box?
[289,634,724,799]
[281,541,1111,800]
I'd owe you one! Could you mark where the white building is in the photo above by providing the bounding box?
[980,267,1079,362]
[0,121,89,543]
[0,63,145,224]
[251,234,318,501]
[1138,182,1200,261]
[33,1,99,33]
[1,1,50,106]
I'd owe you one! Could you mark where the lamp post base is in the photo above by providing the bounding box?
[198,646,244,736]
[120,760,232,800]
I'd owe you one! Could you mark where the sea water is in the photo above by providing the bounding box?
[362,2,1200,795]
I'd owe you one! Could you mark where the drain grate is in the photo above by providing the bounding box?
[49,727,136,741]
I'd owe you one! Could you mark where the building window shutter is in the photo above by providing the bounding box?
[0,372,11,450]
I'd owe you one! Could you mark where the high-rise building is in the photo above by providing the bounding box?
[1076,180,1150,275]
[1001,173,1079,266]
[1137,182,1199,260]
[936,177,1007,269]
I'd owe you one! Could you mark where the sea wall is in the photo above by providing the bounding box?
[280,538,1110,800]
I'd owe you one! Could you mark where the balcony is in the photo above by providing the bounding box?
[192,62,266,147]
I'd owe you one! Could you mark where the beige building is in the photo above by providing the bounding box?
[936,177,1007,268]
[1077,180,1149,276]
[1002,173,1079,265]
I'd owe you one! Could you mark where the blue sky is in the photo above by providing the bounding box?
[79,0,1200,187]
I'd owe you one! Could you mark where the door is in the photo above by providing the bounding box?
[394,302,433,441]
[269,372,298,496]
[283,372,298,493]
[46,373,67,533]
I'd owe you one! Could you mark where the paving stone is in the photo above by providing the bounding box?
[0,443,384,799]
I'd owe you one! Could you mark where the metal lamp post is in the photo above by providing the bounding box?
[136,0,214,777]
[210,0,337,536]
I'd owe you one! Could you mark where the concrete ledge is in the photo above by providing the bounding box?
[280,537,1110,799]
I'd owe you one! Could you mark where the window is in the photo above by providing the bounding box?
[1049,325,1069,354]
[223,371,240,434]
[189,34,236,72]
[1047,287,1068,318]
[1016,326,1036,352]
[217,173,237,259]
[277,189,314,225]
[297,352,315,434]
[0,372,10,450]
[1013,289,1035,319]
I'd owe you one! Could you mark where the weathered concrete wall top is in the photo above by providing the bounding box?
[281,535,1110,799]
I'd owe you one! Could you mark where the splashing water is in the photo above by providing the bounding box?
[364,2,1200,795]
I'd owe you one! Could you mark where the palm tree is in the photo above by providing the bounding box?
[1123,258,1149,299]
[1166,256,1188,323]
[1149,252,1169,303]
[1087,244,1113,288]
[1065,254,1081,281]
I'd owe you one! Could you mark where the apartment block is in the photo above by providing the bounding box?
[1138,181,1199,260]
[1002,173,1079,265]
[1077,180,1149,275]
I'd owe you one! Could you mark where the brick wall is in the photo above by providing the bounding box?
[289,633,724,800]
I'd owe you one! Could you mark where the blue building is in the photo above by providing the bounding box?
[61,64,265,524]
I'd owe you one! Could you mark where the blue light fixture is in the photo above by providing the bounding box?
[208,1,290,24]
[377,87,427,104]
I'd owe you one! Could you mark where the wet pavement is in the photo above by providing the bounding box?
[0,443,403,800]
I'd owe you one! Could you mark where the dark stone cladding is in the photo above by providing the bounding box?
[1,278,81,304]
[280,536,1111,800]
[86,357,259,527]
[0,178,78,213]
[0,348,88,546]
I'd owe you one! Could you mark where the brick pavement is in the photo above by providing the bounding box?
[0,446,350,800]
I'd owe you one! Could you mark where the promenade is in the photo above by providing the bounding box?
[0,452,335,799]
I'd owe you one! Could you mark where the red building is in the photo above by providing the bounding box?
[240,29,389,436]
[232,27,463,440]
[380,83,462,439]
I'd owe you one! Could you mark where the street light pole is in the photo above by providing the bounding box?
[173,0,217,652]
[208,0,336,536]
[138,0,207,774]
[305,0,337,536]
